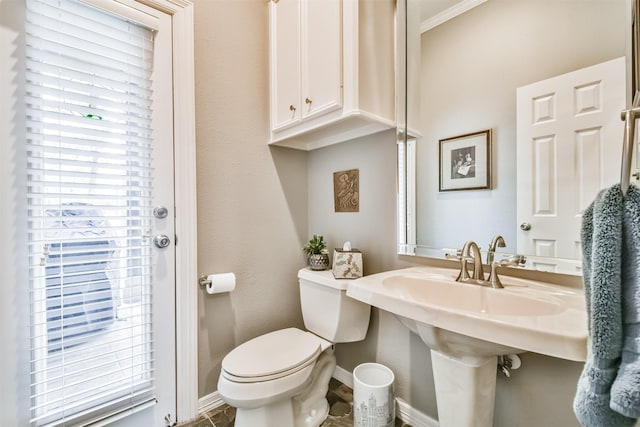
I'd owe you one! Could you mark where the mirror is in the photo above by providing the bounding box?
[399,0,634,275]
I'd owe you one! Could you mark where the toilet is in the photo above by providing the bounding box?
[217,268,371,427]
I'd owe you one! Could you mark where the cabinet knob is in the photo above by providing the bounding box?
[289,104,296,112]
[305,97,312,104]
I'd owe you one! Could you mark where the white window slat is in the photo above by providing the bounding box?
[29,304,152,339]
[24,77,152,116]
[26,9,154,57]
[28,159,151,177]
[25,65,153,100]
[29,0,156,35]
[28,190,152,201]
[30,347,155,390]
[24,94,153,128]
[26,120,153,145]
[26,144,151,165]
[25,27,153,72]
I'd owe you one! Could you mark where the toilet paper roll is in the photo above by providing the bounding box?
[205,272,236,294]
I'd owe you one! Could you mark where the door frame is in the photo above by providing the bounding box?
[137,0,198,422]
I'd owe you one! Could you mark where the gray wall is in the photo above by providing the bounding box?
[194,0,310,397]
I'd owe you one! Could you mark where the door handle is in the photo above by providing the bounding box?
[154,234,171,248]
[153,206,169,219]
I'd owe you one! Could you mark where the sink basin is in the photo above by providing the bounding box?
[383,275,564,316]
[346,266,588,426]
[347,266,588,361]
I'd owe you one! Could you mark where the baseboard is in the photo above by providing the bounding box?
[198,391,224,415]
[333,365,438,427]
[198,366,439,427]
[332,365,354,388]
[395,398,439,427]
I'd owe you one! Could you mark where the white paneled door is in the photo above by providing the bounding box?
[25,0,176,425]
[516,57,626,270]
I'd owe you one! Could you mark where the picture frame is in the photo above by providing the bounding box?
[439,129,491,192]
[333,169,359,212]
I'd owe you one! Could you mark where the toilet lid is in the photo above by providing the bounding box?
[221,328,323,382]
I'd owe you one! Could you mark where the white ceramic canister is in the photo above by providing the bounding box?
[353,363,395,427]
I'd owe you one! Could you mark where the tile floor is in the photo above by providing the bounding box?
[180,378,411,427]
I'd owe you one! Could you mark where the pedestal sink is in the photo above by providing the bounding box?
[346,266,587,427]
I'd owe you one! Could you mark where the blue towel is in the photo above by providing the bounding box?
[611,185,640,418]
[573,184,636,426]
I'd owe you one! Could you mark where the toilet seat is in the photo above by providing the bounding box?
[221,328,330,383]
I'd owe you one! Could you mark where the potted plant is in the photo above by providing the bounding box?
[303,234,330,271]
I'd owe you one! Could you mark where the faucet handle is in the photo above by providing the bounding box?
[445,252,474,282]
[502,254,526,266]
[488,255,527,288]
[444,248,463,258]
[445,251,464,260]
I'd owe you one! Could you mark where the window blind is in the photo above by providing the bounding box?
[397,136,416,255]
[25,0,157,425]
[397,138,407,247]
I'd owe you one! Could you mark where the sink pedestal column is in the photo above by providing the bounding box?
[431,350,497,427]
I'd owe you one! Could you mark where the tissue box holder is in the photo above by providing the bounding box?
[332,248,363,279]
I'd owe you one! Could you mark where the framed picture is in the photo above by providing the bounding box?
[333,169,359,212]
[439,129,491,192]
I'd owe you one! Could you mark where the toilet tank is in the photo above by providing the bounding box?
[298,268,371,343]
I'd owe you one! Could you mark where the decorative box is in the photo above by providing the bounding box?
[332,248,363,279]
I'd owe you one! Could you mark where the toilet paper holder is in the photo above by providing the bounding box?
[199,272,236,294]
[198,274,212,287]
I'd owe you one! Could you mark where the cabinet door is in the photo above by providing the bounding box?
[301,0,342,120]
[270,0,301,131]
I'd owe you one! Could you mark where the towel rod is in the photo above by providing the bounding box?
[620,108,637,195]
[620,106,640,195]
[620,91,640,195]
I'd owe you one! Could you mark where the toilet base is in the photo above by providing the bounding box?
[232,348,336,427]
[235,399,296,427]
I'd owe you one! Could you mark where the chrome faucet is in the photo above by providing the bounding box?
[487,235,506,265]
[461,240,484,281]
[447,239,526,288]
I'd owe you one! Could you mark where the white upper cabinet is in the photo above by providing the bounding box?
[270,0,302,131]
[269,0,396,150]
